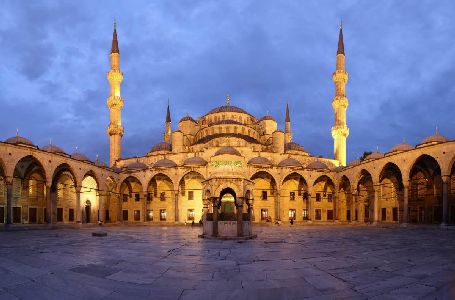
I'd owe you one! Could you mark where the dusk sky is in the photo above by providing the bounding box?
[0,1,454,164]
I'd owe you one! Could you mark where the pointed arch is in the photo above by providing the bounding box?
[379,162,404,223]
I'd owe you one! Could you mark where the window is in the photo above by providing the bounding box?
[57,207,63,222]
[381,208,386,221]
[315,209,322,221]
[123,194,128,202]
[303,192,309,201]
[122,210,128,221]
[327,194,333,202]
[355,209,358,221]
[289,209,296,220]
[160,209,167,221]
[188,191,194,200]
[262,191,267,200]
[290,192,295,201]
[13,207,21,223]
[261,209,268,221]
[327,210,334,221]
[135,193,140,202]
[29,208,37,224]
[147,192,152,202]
[302,209,309,220]
[134,210,140,221]
[44,208,48,223]
[393,207,398,222]
[316,193,321,202]
[105,210,110,221]
[69,208,75,222]
[147,210,153,221]
[187,209,195,221]
[0,207,4,224]
[346,209,351,221]
[160,192,166,201]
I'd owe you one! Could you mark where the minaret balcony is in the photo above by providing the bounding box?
[107,96,124,108]
[331,96,349,109]
[331,126,349,138]
[107,124,124,136]
[107,70,124,82]
[332,70,348,83]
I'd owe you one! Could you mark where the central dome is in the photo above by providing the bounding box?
[207,105,252,116]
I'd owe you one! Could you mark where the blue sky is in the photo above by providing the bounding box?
[0,1,454,163]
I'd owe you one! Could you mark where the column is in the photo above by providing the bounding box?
[442,175,449,225]
[99,192,106,223]
[351,192,356,222]
[174,191,179,223]
[308,192,313,221]
[333,191,338,221]
[403,184,409,224]
[373,186,379,224]
[275,190,281,221]
[236,197,243,237]
[45,185,52,224]
[212,197,218,237]
[202,199,209,221]
[6,179,13,224]
[75,186,81,223]
[142,190,147,222]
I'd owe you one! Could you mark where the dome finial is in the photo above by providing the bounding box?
[166,99,171,123]
[226,94,230,106]
[337,19,344,55]
[435,125,439,135]
[16,128,19,137]
[340,17,342,30]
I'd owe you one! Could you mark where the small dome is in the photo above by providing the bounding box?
[365,152,384,160]
[347,159,361,166]
[278,157,302,167]
[248,156,272,166]
[5,135,35,147]
[306,161,328,170]
[420,134,449,145]
[214,146,241,156]
[150,142,172,153]
[389,143,413,153]
[259,115,276,122]
[154,158,177,168]
[207,105,251,115]
[179,115,197,123]
[285,142,306,152]
[127,161,147,170]
[183,156,207,166]
[71,152,91,162]
[42,144,66,154]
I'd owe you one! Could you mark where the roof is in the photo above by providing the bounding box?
[248,156,272,166]
[207,105,252,116]
[71,152,91,162]
[154,158,177,168]
[179,115,197,123]
[215,146,241,156]
[420,134,449,145]
[42,145,66,155]
[347,159,361,166]
[285,142,306,152]
[183,156,207,166]
[194,133,260,145]
[211,120,243,126]
[389,143,413,153]
[127,161,147,170]
[278,157,302,167]
[111,21,119,54]
[337,25,344,55]
[259,115,276,122]
[285,103,290,122]
[306,161,328,170]
[149,142,172,153]
[5,135,35,147]
[365,152,384,160]
[166,103,171,123]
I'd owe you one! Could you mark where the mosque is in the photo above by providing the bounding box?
[0,23,454,230]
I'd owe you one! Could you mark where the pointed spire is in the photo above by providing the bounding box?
[111,19,119,54]
[226,94,231,106]
[166,99,171,123]
[285,102,290,122]
[337,19,344,55]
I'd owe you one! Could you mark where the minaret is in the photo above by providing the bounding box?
[331,20,349,166]
[164,101,172,143]
[285,102,292,143]
[107,21,124,166]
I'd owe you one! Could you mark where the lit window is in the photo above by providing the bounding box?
[134,210,140,221]
[135,193,140,202]
[160,192,165,201]
[327,194,333,202]
[302,209,308,220]
[261,209,268,221]
[146,210,153,221]
[289,209,296,220]
[290,192,295,201]
[187,209,195,221]
[316,193,321,202]
[160,209,167,221]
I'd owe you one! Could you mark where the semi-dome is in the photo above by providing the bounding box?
[420,134,449,145]
[71,152,91,162]
[183,156,207,166]
[127,161,147,170]
[278,157,302,167]
[365,152,384,160]
[42,144,66,154]
[214,146,241,156]
[306,161,328,170]
[179,115,197,123]
[389,143,413,153]
[259,115,276,122]
[285,142,306,152]
[5,135,35,147]
[149,142,172,153]
[248,156,272,166]
[347,159,361,166]
[207,105,251,115]
[154,158,177,168]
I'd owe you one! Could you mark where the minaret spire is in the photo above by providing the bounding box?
[285,101,292,143]
[331,21,349,166]
[107,20,124,166]
[164,100,172,143]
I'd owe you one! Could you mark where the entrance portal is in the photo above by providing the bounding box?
[220,188,236,221]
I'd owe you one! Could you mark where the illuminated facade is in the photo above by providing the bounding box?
[0,24,454,227]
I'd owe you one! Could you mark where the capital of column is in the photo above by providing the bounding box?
[442,174,450,184]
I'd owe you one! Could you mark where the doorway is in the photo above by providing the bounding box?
[85,200,91,223]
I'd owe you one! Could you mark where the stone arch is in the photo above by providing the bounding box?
[379,162,404,223]
[178,171,205,223]
[51,163,77,223]
[408,154,442,224]
[282,172,309,222]
[356,169,375,223]
[312,175,336,221]
[118,175,144,222]
[11,155,47,224]
[338,175,352,222]
[81,172,99,223]
[146,173,174,222]
[251,171,277,222]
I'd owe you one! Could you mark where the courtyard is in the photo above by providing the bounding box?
[0,225,454,299]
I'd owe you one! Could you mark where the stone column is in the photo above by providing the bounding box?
[247,199,254,221]
[174,191,179,223]
[51,188,58,224]
[75,186,82,223]
[6,179,13,224]
[99,192,105,222]
[202,199,209,221]
[45,185,52,224]
[442,175,449,225]
[373,186,379,224]
[142,190,147,222]
[403,184,409,224]
[236,197,244,237]
[212,197,218,237]
[351,192,356,222]
[307,190,313,221]
[275,190,281,221]
[333,191,338,221]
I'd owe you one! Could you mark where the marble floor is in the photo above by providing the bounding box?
[0,225,455,299]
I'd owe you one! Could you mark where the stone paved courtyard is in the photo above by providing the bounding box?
[1,225,455,299]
